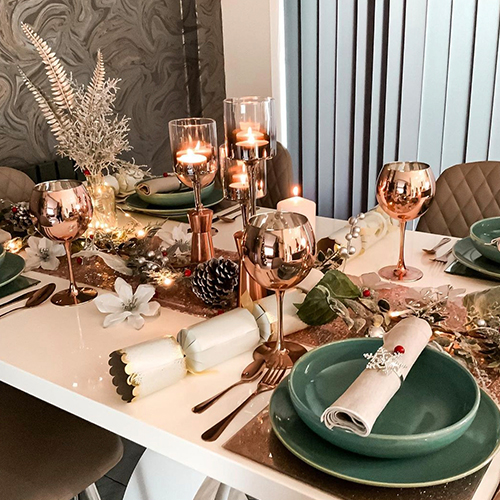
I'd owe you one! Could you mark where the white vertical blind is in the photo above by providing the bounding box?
[285,0,500,218]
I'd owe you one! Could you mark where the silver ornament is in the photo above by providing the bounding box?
[339,247,349,258]
[352,232,359,238]
[345,233,353,241]
[348,246,356,255]
[368,325,385,338]
[353,226,361,234]
[475,318,487,327]
[147,250,156,259]
[358,213,366,220]
[137,256,146,265]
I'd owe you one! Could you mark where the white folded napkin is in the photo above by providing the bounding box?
[321,317,432,436]
[178,308,260,372]
[136,175,182,195]
[328,206,398,258]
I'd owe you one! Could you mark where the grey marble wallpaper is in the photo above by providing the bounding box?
[0,0,226,175]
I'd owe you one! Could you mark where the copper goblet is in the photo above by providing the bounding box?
[376,161,435,282]
[30,180,98,306]
[242,211,316,368]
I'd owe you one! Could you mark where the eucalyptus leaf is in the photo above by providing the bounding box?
[295,270,360,325]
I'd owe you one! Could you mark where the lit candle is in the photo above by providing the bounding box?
[177,148,207,167]
[229,173,249,190]
[277,186,317,234]
[176,141,212,162]
[236,127,265,142]
[235,128,269,151]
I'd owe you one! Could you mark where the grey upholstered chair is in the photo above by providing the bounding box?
[259,142,294,208]
[0,382,123,500]
[0,167,35,203]
[417,161,500,238]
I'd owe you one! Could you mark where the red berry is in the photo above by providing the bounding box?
[362,289,371,297]
[76,257,83,265]
[83,169,91,176]
[394,345,405,355]
[217,309,224,315]
[184,268,192,277]
[89,234,94,240]
[162,172,169,177]
[162,250,168,257]
[11,206,18,214]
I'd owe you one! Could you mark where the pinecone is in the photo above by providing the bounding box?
[8,202,33,232]
[191,257,239,306]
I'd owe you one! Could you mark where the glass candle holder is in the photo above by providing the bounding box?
[224,97,276,218]
[220,145,266,225]
[168,118,218,211]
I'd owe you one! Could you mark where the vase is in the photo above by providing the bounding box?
[86,174,117,230]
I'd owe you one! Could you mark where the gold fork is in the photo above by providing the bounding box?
[201,365,287,442]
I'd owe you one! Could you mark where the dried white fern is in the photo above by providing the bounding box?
[84,49,105,109]
[20,25,146,177]
[21,23,74,113]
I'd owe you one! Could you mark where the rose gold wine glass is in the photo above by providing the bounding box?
[242,211,315,368]
[30,180,98,306]
[376,161,435,282]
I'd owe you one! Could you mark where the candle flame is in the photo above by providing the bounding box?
[247,127,256,145]
[195,141,201,151]
[292,186,299,197]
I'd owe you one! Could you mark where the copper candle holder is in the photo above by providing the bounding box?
[189,208,215,263]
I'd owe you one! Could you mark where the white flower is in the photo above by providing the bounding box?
[94,277,160,329]
[157,223,191,252]
[25,236,65,271]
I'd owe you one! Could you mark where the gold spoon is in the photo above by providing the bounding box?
[0,283,56,319]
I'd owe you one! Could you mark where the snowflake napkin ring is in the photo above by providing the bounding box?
[364,346,407,384]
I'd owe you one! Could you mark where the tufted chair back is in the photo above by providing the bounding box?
[0,167,35,203]
[417,161,500,238]
[259,142,294,208]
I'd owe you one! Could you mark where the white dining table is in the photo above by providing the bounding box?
[1,213,499,500]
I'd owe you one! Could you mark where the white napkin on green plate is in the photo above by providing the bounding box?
[321,317,432,436]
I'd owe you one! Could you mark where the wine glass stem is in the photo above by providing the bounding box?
[64,241,79,297]
[275,289,285,352]
[396,220,408,277]
[247,160,257,218]
[193,178,203,211]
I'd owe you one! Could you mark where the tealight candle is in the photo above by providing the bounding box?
[236,127,265,142]
[277,186,317,234]
[177,149,207,167]
[228,173,249,190]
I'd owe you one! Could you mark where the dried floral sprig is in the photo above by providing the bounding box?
[20,23,147,177]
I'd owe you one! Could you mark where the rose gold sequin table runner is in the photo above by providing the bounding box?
[36,248,239,318]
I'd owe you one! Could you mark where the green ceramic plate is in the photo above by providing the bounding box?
[125,188,224,215]
[470,217,500,264]
[288,339,480,458]
[270,378,500,487]
[0,252,25,288]
[135,180,215,207]
[453,237,500,280]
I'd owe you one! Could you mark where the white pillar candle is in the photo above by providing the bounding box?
[277,186,317,234]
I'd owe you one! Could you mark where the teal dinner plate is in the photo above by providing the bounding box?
[125,188,224,215]
[453,237,500,280]
[0,252,25,288]
[270,378,500,488]
[135,180,215,207]
[470,217,500,264]
[288,338,480,458]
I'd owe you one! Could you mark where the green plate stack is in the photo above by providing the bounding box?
[269,338,500,487]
